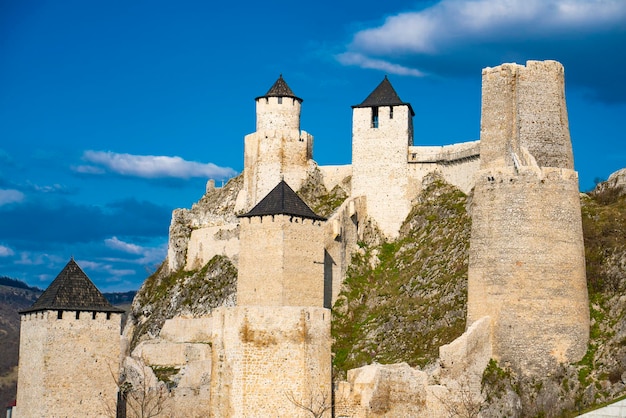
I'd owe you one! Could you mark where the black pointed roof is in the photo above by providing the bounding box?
[20,258,124,314]
[353,76,415,116]
[238,180,326,221]
[255,75,303,102]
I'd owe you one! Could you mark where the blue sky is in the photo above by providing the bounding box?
[1,0,625,292]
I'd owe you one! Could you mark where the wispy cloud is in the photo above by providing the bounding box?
[105,236,144,255]
[337,52,425,76]
[339,0,626,101]
[0,245,14,257]
[15,252,63,266]
[0,189,25,206]
[102,237,167,265]
[74,150,237,180]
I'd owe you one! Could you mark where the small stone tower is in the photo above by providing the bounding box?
[467,61,589,374]
[207,180,331,417]
[243,75,313,209]
[16,258,123,417]
[351,76,415,237]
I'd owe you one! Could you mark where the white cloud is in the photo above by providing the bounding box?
[0,189,25,206]
[76,150,237,180]
[339,0,626,101]
[103,237,167,265]
[105,236,144,255]
[337,52,425,77]
[73,165,106,174]
[348,0,626,55]
[0,245,14,257]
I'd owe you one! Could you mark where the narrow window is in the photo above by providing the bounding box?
[92,312,97,320]
[106,312,111,320]
[75,311,80,320]
[277,97,283,104]
[371,107,379,128]
[57,310,63,320]
[389,106,394,119]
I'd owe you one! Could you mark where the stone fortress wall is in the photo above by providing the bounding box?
[16,310,122,417]
[132,306,331,418]
[121,60,587,417]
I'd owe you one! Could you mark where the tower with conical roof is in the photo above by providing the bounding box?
[16,258,123,417]
[206,180,330,417]
[243,75,313,210]
[351,76,415,237]
[238,179,326,307]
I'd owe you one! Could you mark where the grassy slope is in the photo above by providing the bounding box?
[332,176,471,377]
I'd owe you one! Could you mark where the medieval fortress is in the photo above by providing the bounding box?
[15,60,589,417]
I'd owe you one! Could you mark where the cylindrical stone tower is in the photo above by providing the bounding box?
[467,61,589,374]
[243,75,313,209]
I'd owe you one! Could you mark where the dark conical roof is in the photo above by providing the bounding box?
[20,258,123,314]
[255,75,303,102]
[353,76,415,116]
[238,180,325,221]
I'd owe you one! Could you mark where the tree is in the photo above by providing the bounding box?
[103,360,170,418]
[285,388,333,418]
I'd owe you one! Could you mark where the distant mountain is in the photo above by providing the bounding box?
[0,277,135,409]
[0,280,41,409]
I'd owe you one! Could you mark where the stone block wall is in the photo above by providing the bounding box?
[243,129,313,209]
[16,310,122,417]
[209,306,332,418]
[468,167,588,373]
[324,197,367,307]
[256,96,301,132]
[185,223,240,270]
[408,140,481,194]
[468,60,588,374]
[238,214,325,307]
[480,60,573,170]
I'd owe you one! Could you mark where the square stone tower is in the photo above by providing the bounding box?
[16,258,123,417]
[351,76,415,237]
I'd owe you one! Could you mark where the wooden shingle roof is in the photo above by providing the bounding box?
[353,76,415,116]
[255,75,303,103]
[20,258,123,314]
[238,180,325,221]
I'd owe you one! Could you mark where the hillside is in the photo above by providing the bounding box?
[332,174,471,377]
[0,282,40,409]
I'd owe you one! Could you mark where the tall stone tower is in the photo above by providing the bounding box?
[207,180,331,417]
[16,258,123,417]
[351,76,415,237]
[243,75,313,209]
[467,61,589,374]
